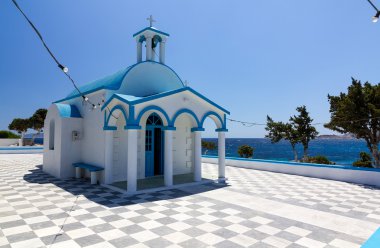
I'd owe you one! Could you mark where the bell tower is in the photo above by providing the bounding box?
[133,15,170,64]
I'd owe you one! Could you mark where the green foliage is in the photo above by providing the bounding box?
[0,130,20,139]
[29,109,47,132]
[308,155,335,165]
[237,145,254,158]
[266,106,317,162]
[353,152,373,168]
[8,118,29,134]
[325,78,380,168]
[201,141,217,155]
[266,116,300,161]
[290,106,319,161]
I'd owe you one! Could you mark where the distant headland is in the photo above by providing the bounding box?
[317,134,355,139]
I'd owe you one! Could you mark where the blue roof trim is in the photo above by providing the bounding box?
[56,61,183,104]
[202,155,380,172]
[186,88,230,114]
[101,87,229,115]
[56,104,82,118]
[133,27,170,37]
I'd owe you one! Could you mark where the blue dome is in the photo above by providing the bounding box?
[65,61,184,99]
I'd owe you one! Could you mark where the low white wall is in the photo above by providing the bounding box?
[0,139,19,146]
[202,156,380,188]
[0,147,43,154]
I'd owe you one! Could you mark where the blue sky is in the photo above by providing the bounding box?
[1,0,380,138]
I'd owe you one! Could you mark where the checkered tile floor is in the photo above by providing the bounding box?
[0,154,378,248]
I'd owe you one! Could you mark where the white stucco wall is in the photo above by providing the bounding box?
[202,156,380,188]
[43,105,62,178]
[59,118,83,178]
[113,118,128,182]
[0,139,19,146]
[173,115,193,175]
[43,104,83,179]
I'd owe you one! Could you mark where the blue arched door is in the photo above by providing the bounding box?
[145,113,164,177]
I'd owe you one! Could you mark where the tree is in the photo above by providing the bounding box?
[201,141,217,155]
[353,152,372,168]
[0,131,20,139]
[325,78,380,168]
[237,145,254,158]
[266,116,300,161]
[8,118,29,145]
[308,155,335,165]
[29,109,47,144]
[290,106,318,162]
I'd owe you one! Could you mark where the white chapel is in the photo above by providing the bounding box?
[43,18,229,193]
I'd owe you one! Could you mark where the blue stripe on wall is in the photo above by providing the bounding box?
[362,228,380,248]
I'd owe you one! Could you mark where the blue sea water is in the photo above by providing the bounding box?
[202,138,369,166]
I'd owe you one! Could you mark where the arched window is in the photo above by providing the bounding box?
[49,120,55,150]
[146,113,163,126]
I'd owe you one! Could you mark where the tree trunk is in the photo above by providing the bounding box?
[291,145,298,162]
[303,147,308,162]
[21,132,25,146]
[371,144,380,168]
[31,130,41,146]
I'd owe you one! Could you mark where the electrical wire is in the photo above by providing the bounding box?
[11,0,118,118]
[12,0,380,127]
[368,0,379,11]
[227,116,380,127]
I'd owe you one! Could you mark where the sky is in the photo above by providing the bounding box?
[1,0,380,138]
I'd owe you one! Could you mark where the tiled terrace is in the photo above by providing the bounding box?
[0,154,379,248]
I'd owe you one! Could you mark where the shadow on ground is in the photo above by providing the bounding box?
[23,165,228,208]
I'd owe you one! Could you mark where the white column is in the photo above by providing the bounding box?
[145,35,152,61]
[159,40,166,64]
[164,130,173,186]
[104,131,113,184]
[136,40,142,63]
[127,129,138,193]
[194,131,202,182]
[75,167,81,179]
[90,172,97,185]
[218,131,226,183]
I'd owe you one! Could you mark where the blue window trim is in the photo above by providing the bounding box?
[200,111,225,129]
[133,27,170,37]
[170,108,201,127]
[136,105,171,127]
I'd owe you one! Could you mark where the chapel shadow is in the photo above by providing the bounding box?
[23,164,228,208]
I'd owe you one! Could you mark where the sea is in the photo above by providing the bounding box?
[202,138,369,166]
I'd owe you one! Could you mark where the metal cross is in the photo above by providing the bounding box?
[147,15,156,27]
